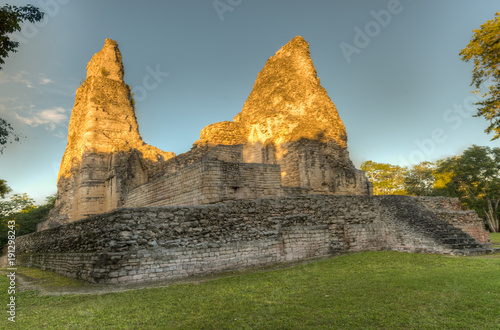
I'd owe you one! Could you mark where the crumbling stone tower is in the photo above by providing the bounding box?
[196,36,370,195]
[44,39,175,229]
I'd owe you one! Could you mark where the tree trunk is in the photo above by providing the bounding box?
[484,198,500,233]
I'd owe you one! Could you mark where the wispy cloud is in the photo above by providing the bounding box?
[0,98,20,114]
[0,71,33,88]
[0,97,19,103]
[39,78,53,85]
[0,72,54,88]
[16,107,67,131]
[53,131,66,139]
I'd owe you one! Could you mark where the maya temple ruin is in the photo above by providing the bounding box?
[1,37,493,284]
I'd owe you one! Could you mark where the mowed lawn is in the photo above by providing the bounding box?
[2,249,500,329]
[491,232,500,247]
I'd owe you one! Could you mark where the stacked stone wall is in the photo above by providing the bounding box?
[205,145,243,163]
[414,196,462,211]
[125,158,209,207]
[414,196,491,244]
[8,195,491,284]
[432,210,491,244]
[125,157,283,208]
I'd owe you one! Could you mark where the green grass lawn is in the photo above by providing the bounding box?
[490,232,500,247]
[1,251,500,329]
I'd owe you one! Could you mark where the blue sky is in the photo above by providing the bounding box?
[0,0,499,204]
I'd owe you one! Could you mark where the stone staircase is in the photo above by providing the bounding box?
[380,196,493,255]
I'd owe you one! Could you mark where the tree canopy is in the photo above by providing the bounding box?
[0,4,44,70]
[0,193,55,246]
[360,161,406,195]
[403,161,436,196]
[0,179,11,198]
[435,145,500,232]
[363,145,500,232]
[460,11,500,140]
[0,118,19,154]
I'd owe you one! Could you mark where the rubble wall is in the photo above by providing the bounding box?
[10,196,490,284]
[124,157,283,208]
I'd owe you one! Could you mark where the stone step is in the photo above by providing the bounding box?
[381,196,485,253]
[451,248,496,256]
[450,244,483,250]
[442,237,480,244]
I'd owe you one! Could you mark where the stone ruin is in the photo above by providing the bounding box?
[41,36,373,229]
[2,37,493,284]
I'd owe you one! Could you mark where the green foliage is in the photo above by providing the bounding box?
[460,11,500,140]
[0,192,35,216]
[0,4,44,70]
[0,117,20,153]
[363,146,500,231]
[100,67,109,77]
[0,179,11,198]
[361,161,407,195]
[0,193,55,246]
[490,233,500,247]
[435,145,500,232]
[404,161,436,196]
[130,92,136,108]
[1,252,500,328]
[45,193,56,207]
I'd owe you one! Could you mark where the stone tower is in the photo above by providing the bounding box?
[197,36,371,194]
[42,39,174,229]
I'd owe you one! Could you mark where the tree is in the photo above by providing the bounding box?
[0,179,11,198]
[433,157,458,195]
[0,4,44,152]
[435,145,500,232]
[0,192,35,217]
[460,12,500,140]
[404,161,436,196]
[0,117,20,154]
[360,161,407,195]
[362,146,499,231]
[0,4,44,69]
[0,193,55,246]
